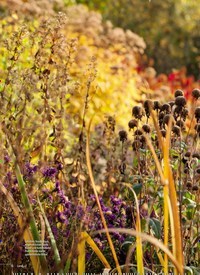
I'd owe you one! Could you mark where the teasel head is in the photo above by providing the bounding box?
[176,119,185,130]
[172,125,181,136]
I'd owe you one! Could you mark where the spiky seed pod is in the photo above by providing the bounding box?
[161,103,171,113]
[134,129,143,136]
[192,89,200,100]
[119,130,127,142]
[143,99,153,118]
[192,152,200,159]
[161,129,166,137]
[192,185,199,191]
[153,100,161,111]
[132,106,144,119]
[172,125,180,136]
[142,124,151,133]
[176,120,185,129]
[175,96,186,107]
[194,107,200,121]
[174,89,184,97]
[128,119,138,129]
[174,106,182,118]
[195,123,200,134]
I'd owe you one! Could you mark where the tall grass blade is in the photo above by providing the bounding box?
[121,183,144,274]
[15,164,48,272]
[95,228,183,274]
[38,198,63,272]
[86,117,121,274]
[78,231,86,274]
[82,231,111,269]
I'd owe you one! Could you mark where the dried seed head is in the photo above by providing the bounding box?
[175,89,184,97]
[119,130,127,142]
[182,108,189,121]
[194,107,200,121]
[175,96,186,107]
[142,124,151,133]
[161,103,171,113]
[186,181,192,188]
[168,101,175,108]
[134,129,143,136]
[153,100,161,111]
[192,185,199,191]
[192,89,200,100]
[128,119,138,129]
[161,129,166,137]
[143,99,153,118]
[159,111,165,121]
[132,106,144,119]
[163,114,172,125]
[176,120,185,129]
[172,125,180,136]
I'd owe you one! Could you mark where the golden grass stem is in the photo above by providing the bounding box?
[86,117,121,274]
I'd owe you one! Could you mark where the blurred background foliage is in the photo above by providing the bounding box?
[76,0,200,78]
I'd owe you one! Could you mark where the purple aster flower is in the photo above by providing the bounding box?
[42,167,57,178]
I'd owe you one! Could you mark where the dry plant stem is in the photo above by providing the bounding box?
[164,119,184,274]
[95,228,183,274]
[86,118,121,274]
[122,183,144,275]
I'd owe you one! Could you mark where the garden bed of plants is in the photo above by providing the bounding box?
[0,1,199,274]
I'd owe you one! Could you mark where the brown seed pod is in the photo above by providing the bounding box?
[192,185,199,191]
[153,100,161,111]
[143,99,153,118]
[161,103,171,113]
[175,96,186,107]
[174,89,184,97]
[128,119,138,129]
[132,106,144,119]
[161,129,166,138]
[172,125,180,136]
[194,107,200,121]
[134,129,143,136]
[176,120,185,129]
[142,124,151,133]
[119,130,127,142]
[192,152,200,159]
[192,89,200,100]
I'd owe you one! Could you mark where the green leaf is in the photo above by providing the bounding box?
[149,218,161,239]
[132,183,143,195]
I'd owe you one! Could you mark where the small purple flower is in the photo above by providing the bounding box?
[42,167,57,178]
